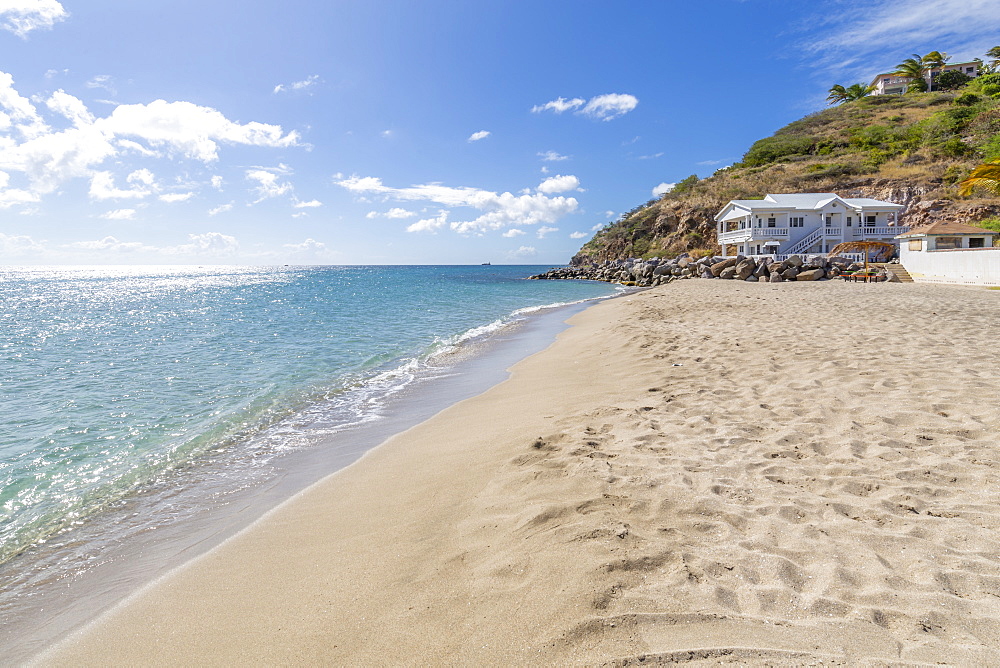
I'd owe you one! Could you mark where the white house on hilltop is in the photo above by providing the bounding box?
[870,60,981,96]
[714,193,906,259]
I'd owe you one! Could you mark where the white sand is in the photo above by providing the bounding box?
[42,280,1000,665]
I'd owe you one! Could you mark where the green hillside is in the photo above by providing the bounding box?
[572,76,1000,265]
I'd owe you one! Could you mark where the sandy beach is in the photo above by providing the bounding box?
[41,279,1000,665]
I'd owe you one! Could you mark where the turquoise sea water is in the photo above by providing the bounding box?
[0,265,619,570]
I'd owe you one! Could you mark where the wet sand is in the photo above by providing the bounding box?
[42,280,1000,665]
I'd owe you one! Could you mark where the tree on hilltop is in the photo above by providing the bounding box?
[894,55,928,92]
[922,51,950,90]
[985,46,1000,73]
[827,83,874,105]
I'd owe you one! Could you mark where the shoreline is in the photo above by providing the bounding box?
[41,280,1000,664]
[2,295,616,665]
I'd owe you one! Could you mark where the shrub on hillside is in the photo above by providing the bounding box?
[742,135,816,167]
[955,92,981,106]
[935,70,972,90]
[981,84,1000,98]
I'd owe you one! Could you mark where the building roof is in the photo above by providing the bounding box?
[896,220,998,238]
[841,197,905,209]
[714,193,903,221]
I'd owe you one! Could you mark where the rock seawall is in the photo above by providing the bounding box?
[531,254,894,287]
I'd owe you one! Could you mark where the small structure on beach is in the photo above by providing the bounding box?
[896,221,1000,286]
[715,193,906,259]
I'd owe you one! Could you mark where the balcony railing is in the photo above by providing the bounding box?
[861,226,909,237]
[823,227,842,236]
[719,228,789,243]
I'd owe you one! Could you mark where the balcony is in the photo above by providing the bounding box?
[719,227,789,244]
[861,225,909,237]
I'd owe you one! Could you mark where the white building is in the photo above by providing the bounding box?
[896,220,1000,286]
[870,60,981,96]
[715,193,906,259]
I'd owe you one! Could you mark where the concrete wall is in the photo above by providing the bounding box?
[900,245,1000,286]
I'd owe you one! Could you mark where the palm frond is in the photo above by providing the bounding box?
[958,162,1000,197]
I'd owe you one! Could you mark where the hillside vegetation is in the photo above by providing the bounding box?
[572,76,1000,264]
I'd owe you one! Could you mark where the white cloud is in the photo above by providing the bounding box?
[0,71,48,138]
[508,245,537,259]
[208,202,233,215]
[0,0,67,38]
[66,235,152,252]
[101,208,136,220]
[637,152,664,160]
[531,97,585,114]
[104,100,300,162]
[0,230,45,253]
[467,130,490,142]
[283,237,328,253]
[536,226,558,238]
[381,129,393,138]
[581,94,638,121]
[385,207,415,218]
[337,175,579,236]
[89,171,154,200]
[0,73,301,207]
[210,175,224,190]
[167,232,239,256]
[365,210,378,219]
[246,168,292,203]
[293,198,322,208]
[86,75,115,95]
[570,231,587,239]
[697,158,725,166]
[46,90,94,127]
[406,210,448,233]
[532,93,638,121]
[652,182,675,197]
[538,150,569,162]
[159,192,194,203]
[502,228,525,238]
[537,174,581,194]
[273,74,320,94]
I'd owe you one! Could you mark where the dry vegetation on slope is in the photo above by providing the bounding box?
[572,84,1000,265]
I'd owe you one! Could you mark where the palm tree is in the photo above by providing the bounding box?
[986,46,1000,73]
[845,83,875,101]
[958,161,1000,197]
[826,84,849,105]
[827,83,874,105]
[893,55,927,93]
[922,51,950,90]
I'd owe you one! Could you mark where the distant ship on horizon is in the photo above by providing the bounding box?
[481,262,491,265]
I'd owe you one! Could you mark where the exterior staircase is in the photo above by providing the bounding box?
[874,263,914,283]
[783,228,824,256]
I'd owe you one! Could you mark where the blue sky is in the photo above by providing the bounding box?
[1,0,998,265]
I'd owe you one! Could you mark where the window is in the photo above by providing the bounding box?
[908,239,922,251]
[936,236,961,249]
[825,216,833,227]
[865,215,876,227]
[767,217,776,227]
[790,216,804,227]
[969,237,985,248]
[967,67,974,73]
[846,216,852,226]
